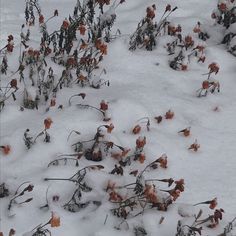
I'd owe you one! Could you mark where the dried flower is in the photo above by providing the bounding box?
[132,125,141,134]
[0,145,11,155]
[10,79,17,89]
[62,19,69,29]
[39,15,44,24]
[100,100,108,111]
[188,140,200,152]
[44,118,53,129]
[78,24,86,35]
[208,62,219,74]
[106,123,114,133]
[165,110,174,119]
[136,136,146,149]
[138,153,146,164]
[50,212,60,227]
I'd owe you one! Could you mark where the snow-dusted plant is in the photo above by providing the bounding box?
[212,0,236,55]
[22,212,60,236]
[0,35,15,75]
[23,118,53,149]
[129,4,178,51]
[167,34,207,71]
[196,62,220,97]
[218,217,236,236]
[0,79,18,112]
[45,165,104,212]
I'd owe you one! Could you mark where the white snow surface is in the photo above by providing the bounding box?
[1,0,236,235]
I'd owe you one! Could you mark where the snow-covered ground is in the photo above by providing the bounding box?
[1,0,236,235]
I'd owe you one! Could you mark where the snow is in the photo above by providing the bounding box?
[1,0,236,235]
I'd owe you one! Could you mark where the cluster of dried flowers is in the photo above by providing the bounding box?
[0,1,234,236]
[0,0,125,113]
[212,0,236,56]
